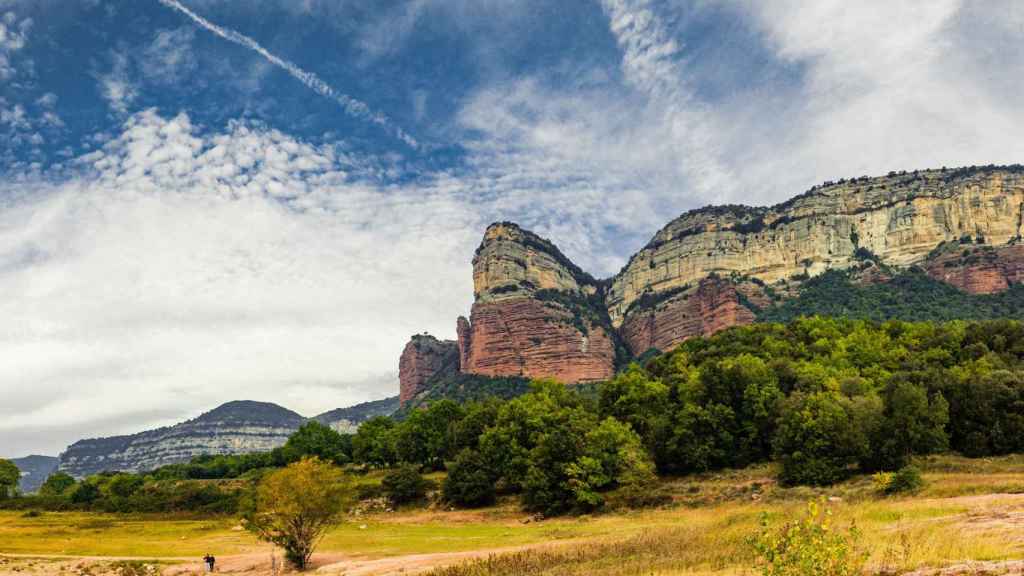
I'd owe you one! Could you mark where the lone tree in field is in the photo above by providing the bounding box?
[243,457,352,570]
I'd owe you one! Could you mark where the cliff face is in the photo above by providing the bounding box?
[399,335,459,404]
[11,455,59,494]
[408,166,1024,391]
[608,168,1024,326]
[454,223,617,385]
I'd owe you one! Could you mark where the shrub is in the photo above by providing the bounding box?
[751,499,866,576]
[884,466,924,495]
[443,450,496,508]
[381,465,432,506]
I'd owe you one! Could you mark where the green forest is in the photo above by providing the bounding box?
[8,317,1024,518]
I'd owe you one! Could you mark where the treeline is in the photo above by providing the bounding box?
[9,318,1024,516]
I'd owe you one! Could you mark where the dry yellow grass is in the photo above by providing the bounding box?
[1,454,1022,575]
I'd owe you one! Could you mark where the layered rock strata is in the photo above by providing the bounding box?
[398,335,459,404]
[405,166,1024,392]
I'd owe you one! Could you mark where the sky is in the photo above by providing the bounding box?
[2,0,1023,457]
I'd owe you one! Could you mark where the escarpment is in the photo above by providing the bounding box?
[400,166,1024,401]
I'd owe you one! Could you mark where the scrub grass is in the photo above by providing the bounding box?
[1,454,1022,575]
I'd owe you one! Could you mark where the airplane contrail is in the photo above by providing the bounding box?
[155,0,418,149]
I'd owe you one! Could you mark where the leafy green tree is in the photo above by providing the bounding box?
[774,392,869,486]
[352,416,398,468]
[394,400,464,469]
[0,459,20,499]
[566,418,658,510]
[243,458,353,570]
[867,382,948,470]
[381,465,432,506]
[104,473,144,499]
[443,449,496,508]
[70,480,101,505]
[598,364,670,444]
[448,399,502,454]
[661,403,736,474]
[39,472,76,497]
[282,421,351,465]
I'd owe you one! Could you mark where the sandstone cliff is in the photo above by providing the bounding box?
[455,223,621,385]
[399,335,459,404]
[408,165,1024,391]
[608,167,1024,326]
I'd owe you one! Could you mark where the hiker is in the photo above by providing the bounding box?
[203,553,216,572]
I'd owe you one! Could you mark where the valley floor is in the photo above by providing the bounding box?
[3,455,1024,575]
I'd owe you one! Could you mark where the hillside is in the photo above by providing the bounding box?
[10,455,59,494]
[58,397,398,478]
[399,165,1024,403]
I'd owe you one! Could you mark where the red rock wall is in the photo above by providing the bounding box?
[399,336,458,404]
[925,244,1024,294]
[620,278,757,355]
[458,298,615,383]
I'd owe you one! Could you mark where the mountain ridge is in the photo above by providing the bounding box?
[399,164,1024,402]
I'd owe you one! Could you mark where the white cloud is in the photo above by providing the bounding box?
[0,110,479,456]
[140,27,197,85]
[0,10,31,81]
[97,51,138,115]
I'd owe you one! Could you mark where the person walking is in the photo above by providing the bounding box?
[203,553,216,572]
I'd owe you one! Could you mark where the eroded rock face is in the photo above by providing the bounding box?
[413,167,1024,391]
[925,244,1024,294]
[619,278,761,355]
[608,169,1024,327]
[459,298,616,383]
[398,335,459,404]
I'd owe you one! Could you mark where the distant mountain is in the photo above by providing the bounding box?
[11,455,59,494]
[59,400,304,478]
[400,165,1024,404]
[57,397,400,478]
[313,396,400,433]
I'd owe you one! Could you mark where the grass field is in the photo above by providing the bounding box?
[2,455,1024,575]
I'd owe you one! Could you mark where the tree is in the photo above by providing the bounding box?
[773,392,869,486]
[352,416,398,468]
[40,472,76,497]
[381,465,432,506]
[243,458,353,570]
[394,400,464,469]
[0,459,19,499]
[282,421,351,465]
[443,450,496,508]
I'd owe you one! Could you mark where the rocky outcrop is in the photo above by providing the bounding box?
[399,335,459,404]
[608,168,1024,327]
[455,223,618,384]
[925,243,1024,294]
[619,278,763,355]
[459,298,616,383]
[407,166,1024,393]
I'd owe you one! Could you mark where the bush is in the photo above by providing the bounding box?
[381,465,432,506]
[751,499,866,576]
[884,466,924,495]
[443,450,496,508]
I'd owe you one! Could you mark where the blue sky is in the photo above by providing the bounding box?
[2,0,1023,456]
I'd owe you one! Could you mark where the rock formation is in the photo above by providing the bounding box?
[11,455,59,494]
[402,166,1024,395]
[399,335,459,404]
